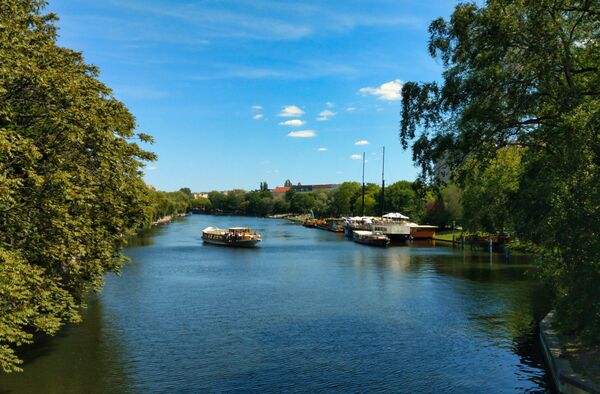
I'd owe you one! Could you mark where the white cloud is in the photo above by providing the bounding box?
[146,166,158,170]
[279,105,304,117]
[350,154,362,160]
[279,119,306,126]
[253,114,264,120]
[354,140,369,146]
[252,105,263,110]
[346,107,356,112]
[318,147,327,151]
[336,170,343,174]
[316,109,336,121]
[325,101,335,108]
[359,79,403,101]
[288,130,316,138]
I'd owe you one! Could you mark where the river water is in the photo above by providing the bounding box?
[0,215,553,393]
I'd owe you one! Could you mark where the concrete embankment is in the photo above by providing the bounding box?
[539,312,600,394]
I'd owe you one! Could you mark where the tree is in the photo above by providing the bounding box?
[385,181,419,218]
[178,187,192,197]
[272,198,290,214]
[190,196,212,212]
[244,191,273,216]
[224,189,246,213]
[330,182,361,216]
[461,147,522,233]
[284,179,292,187]
[0,0,156,371]
[312,190,334,217]
[289,193,315,214]
[400,0,600,339]
[207,191,226,212]
[422,185,462,228]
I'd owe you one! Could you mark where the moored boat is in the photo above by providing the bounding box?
[409,224,437,239]
[371,212,412,243]
[303,218,326,228]
[202,226,261,247]
[343,216,375,237]
[353,230,390,247]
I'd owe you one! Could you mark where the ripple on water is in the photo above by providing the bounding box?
[0,215,553,393]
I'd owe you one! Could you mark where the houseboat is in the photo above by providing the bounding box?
[303,218,326,228]
[343,216,375,237]
[371,212,412,243]
[353,230,390,247]
[409,224,437,240]
[202,226,261,247]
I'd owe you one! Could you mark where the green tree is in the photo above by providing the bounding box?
[330,182,361,216]
[289,192,315,214]
[178,187,192,197]
[272,197,290,214]
[385,181,418,218]
[244,191,273,216]
[284,179,292,187]
[190,196,212,212]
[0,0,156,371]
[461,147,522,233]
[400,0,600,339]
[224,190,246,213]
[312,190,334,217]
[207,191,225,211]
[422,185,462,228]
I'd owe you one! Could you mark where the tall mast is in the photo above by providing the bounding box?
[361,152,365,216]
[381,146,385,216]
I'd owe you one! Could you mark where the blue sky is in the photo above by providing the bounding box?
[49,0,456,192]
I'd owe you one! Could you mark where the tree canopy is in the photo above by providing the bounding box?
[0,0,156,371]
[400,0,599,339]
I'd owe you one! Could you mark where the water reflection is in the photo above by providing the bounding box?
[0,215,553,393]
[0,298,132,394]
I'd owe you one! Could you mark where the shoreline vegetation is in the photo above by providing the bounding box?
[1,0,597,387]
[397,0,599,388]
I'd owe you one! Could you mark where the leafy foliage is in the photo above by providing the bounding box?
[0,0,156,370]
[400,0,600,339]
[461,147,522,232]
[204,180,437,219]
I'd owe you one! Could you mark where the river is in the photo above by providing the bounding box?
[0,215,553,393]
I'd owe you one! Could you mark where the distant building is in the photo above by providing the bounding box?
[192,192,209,199]
[272,184,338,193]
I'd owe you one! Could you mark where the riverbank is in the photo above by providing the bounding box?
[539,312,600,393]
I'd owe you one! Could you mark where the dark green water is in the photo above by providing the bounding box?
[0,215,553,393]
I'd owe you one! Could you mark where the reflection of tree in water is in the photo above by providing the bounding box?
[427,251,553,391]
[0,297,133,394]
[126,227,161,248]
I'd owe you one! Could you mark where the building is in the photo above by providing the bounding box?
[272,184,338,193]
[272,186,291,193]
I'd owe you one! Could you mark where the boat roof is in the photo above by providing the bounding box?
[383,212,409,219]
[203,226,223,231]
[229,227,249,230]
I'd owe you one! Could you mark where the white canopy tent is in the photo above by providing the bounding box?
[382,212,409,220]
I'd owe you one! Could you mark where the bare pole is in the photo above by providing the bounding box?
[361,152,365,216]
[381,146,385,216]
